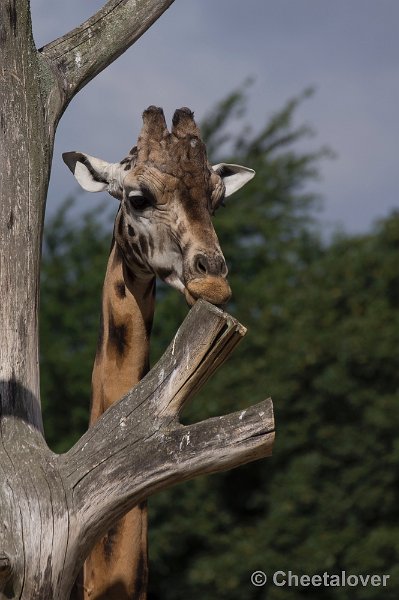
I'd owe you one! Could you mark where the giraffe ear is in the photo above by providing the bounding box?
[62,151,124,199]
[212,163,255,198]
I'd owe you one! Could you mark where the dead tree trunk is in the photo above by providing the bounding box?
[0,1,275,598]
[0,300,274,598]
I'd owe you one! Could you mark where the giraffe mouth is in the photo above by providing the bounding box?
[183,287,198,306]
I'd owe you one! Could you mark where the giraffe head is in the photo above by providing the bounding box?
[63,106,254,306]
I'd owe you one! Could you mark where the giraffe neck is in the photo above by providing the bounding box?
[90,240,155,423]
[83,241,154,600]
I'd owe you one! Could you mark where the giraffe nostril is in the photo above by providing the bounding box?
[195,255,209,276]
[193,254,229,278]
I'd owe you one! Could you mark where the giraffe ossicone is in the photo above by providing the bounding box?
[63,105,255,307]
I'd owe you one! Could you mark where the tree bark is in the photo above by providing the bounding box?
[0,0,50,432]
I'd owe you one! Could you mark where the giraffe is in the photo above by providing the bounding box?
[63,106,255,600]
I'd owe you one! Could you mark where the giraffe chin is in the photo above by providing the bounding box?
[185,276,232,307]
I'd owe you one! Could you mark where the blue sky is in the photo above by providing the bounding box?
[31,0,399,233]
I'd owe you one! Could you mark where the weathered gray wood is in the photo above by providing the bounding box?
[0,553,12,590]
[1,301,274,599]
[61,301,274,561]
[0,432,71,599]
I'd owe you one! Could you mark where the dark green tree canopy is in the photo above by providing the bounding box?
[40,86,398,599]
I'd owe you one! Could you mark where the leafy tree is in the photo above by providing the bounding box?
[40,198,112,451]
[148,89,399,599]
[40,86,399,599]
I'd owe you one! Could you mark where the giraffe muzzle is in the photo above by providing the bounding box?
[185,276,232,307]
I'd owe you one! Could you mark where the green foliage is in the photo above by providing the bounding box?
[40,86,398,598]
[40,197,112,452]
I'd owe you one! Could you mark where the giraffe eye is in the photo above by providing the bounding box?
[127,190,152,210]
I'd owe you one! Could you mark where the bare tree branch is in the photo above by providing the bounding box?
[40,0,175,113]
[60,301,275,558]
